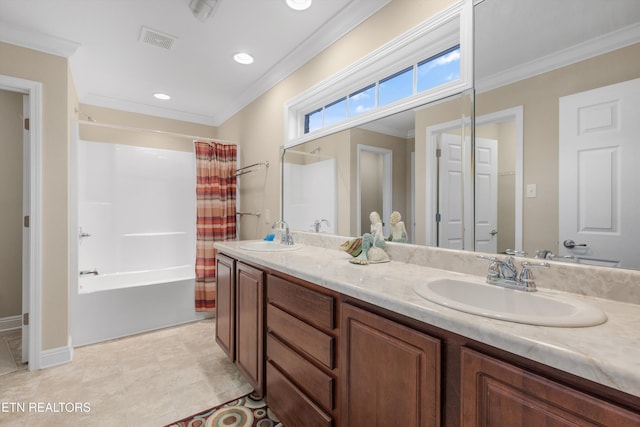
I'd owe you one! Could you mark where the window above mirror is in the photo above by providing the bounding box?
[286,0,473,147]
[303,45,462,134]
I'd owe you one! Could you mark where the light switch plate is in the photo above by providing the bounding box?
[526,184,537,198]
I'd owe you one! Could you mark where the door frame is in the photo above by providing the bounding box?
[356,144,392,236]
[475,106,524,252]
[0,74,42,370]
[425,122,473,248]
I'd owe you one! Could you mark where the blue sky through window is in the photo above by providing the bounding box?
[324,98,347,127]
[306,109,322,133]
[349,84,376,117]
[417,46,460,92]
[378,67,413,107]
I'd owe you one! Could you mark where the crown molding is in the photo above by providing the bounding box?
[0,20,80,58]
[82,93,217,126]
[475,22,640,94]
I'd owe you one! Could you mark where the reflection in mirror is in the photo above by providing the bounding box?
[282,109,417,241]
[475,0,640,269]
[282,0,640,271]
[281,145,338,235]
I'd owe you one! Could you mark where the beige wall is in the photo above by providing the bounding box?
[349,128,408,235]
[0,41,70,350]
[0,89,24,319]
[218,0,457,239]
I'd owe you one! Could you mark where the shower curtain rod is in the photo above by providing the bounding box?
[234,161,269,177]
[284,149,332,159]
[75,119,240,146]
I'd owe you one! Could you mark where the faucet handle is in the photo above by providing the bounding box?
[476,255,501,279]
[505,249,527,257]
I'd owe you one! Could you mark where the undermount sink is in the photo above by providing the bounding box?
[413,278,607,327]
[239,240,303,252]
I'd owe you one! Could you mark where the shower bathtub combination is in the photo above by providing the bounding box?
[72,138,209,346]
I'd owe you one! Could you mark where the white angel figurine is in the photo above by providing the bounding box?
[369,211,386,243]
[388,211,408,243]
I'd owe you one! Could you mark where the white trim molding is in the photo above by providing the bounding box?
[0,74,43,371]
[0,316,22,332]
[0,20,80,58]
[39,337,73,369]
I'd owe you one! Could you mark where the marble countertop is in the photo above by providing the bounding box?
[215,240,640,398]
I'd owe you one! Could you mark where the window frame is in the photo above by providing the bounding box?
[285,0,473,148]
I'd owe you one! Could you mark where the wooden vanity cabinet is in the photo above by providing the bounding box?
[214,254,265,396]
[460,347,640,427]
[216,252,640,427]
[235,261,265,396]
[340,302,442,427]
[265,273,339,427]
[214,253,235,360]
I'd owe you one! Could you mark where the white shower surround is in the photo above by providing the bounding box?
[283,158,337,234]
[72,138,208,346]
[77,140,196,288]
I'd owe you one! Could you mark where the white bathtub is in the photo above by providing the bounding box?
[71,138,209,347]
[79,264,195,293]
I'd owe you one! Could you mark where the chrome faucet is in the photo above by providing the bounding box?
[272,220,294,245]
[477,255,549,292]
[312,219,330,232]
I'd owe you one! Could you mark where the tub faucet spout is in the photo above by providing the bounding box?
[80,269,99,276]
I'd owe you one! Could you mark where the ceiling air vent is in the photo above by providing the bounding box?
[139,26,177,51]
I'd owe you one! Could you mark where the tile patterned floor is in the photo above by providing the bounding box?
[0,319,252,426]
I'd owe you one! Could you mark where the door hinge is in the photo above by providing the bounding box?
[435,213,441,223]
[436,148,442,158]
[24,215,30,228]
[23,312,29,326]
[24,118,30,131]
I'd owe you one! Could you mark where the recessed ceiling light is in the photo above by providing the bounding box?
[286,0,312,11]
[153,93,171,100]
[233,52,254,65]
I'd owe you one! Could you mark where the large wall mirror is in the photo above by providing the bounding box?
[283,0,640,271]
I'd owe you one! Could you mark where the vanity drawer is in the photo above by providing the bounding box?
[267,332,334,412]
[267,304,334,369]
[267,275,335,330]
[266,361,333,427]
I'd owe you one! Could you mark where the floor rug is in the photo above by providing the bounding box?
[166,392,282,427]
[0,338,17,376]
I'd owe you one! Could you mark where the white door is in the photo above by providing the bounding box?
[559,77,640,268]
[21,95,30,363]
[474,137,498,253]
[438,134,464,249]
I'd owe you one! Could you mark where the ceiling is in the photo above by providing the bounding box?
[0,0,389,126]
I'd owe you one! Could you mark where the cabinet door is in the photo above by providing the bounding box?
[236,262,265,396]
[340,303,441,427]
[215,254,235,361]
[461,347,640,427]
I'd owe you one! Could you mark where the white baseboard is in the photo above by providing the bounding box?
[0,315,22,332]
[39,336,73,369]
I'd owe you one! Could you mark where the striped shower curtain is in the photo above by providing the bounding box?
[194,141,237,311]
